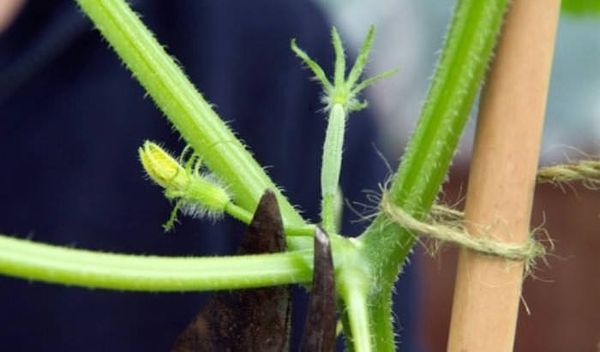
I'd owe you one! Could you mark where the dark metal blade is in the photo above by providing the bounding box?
[171,190,291,352]
[300,226,336,352]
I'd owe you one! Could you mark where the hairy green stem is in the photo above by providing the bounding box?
[358,0,510,350]
[0,235,312,291]
[75,0,305,229]
[320,103,346,233]
[340,279,372,352]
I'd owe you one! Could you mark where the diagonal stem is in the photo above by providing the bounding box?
[358,0,510,350]
[75,0,305,229]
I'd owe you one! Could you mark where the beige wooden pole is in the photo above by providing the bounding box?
[0,0,25,33]
[446,0,561,351]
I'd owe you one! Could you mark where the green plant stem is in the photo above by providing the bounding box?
[340,278,372,352]
[224,203,253,224]
[285,225,318,237]
[224,203,315,236]
[320,103,346,233]
[0,234,312,291]
[358,0,509,350]
[75,0,305,230]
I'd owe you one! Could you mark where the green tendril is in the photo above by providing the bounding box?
[291,25,397,113]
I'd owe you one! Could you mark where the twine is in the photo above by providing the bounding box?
[376,159,598,268]
[379,193,547,270]
[537,160,600,189]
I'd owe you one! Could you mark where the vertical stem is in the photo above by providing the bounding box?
[358,0,509,350]
[447,0,560,351]
[360,0,509,280]
[340,276,372,352]
[320,104,346,234]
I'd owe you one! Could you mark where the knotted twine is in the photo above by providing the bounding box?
[378,160,600,271]
[380,194,547,272]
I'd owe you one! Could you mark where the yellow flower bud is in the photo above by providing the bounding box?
[139,141,236,228]
[139,141,190,191]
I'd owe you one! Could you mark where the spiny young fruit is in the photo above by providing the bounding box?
[139,141,232,225]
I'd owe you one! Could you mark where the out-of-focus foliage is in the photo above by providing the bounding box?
[562,0,600,16]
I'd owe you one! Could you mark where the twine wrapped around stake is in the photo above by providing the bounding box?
[379,193,547,271]
[379,159,600,271]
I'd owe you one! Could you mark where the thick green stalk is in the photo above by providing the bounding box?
[0,235,312,291]
[320,103,346,233]
[358,0,510,350]
[75,0,304,228]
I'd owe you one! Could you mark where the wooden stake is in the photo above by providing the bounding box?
[0,0,25,33]
[446,1,560,351]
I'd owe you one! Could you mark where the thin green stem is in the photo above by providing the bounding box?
[224,203,315,236]
[346,292,371,352]
[344,290,372,352]
[224,203,253,224]
[320,103,346,233]
[0,235,312,291]
[285,225,317,237]
[75,0,305,229]
[358,0,510,350]
[339,269,372,352]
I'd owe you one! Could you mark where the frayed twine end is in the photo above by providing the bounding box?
[537,159,600,190]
